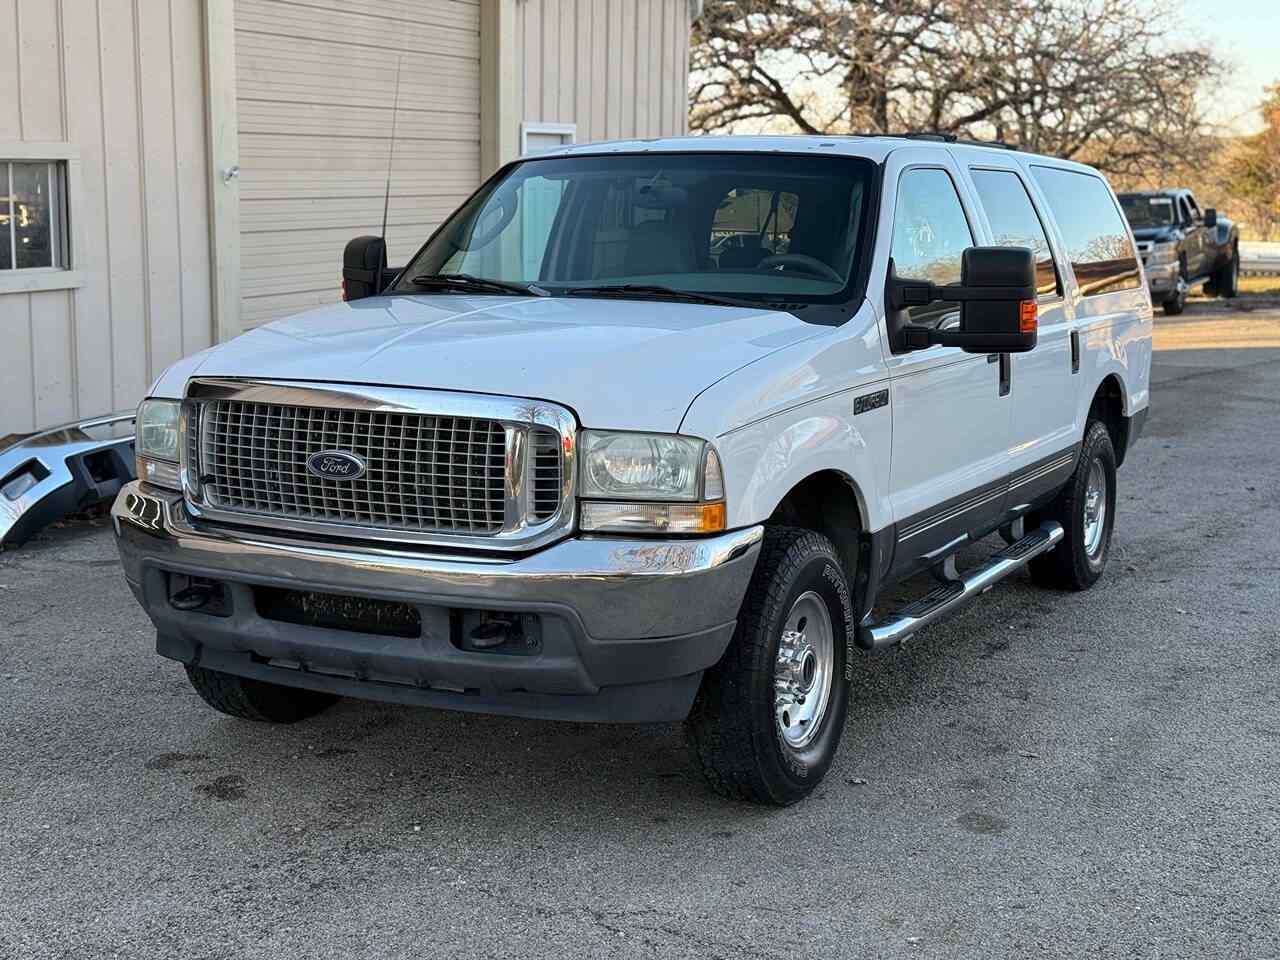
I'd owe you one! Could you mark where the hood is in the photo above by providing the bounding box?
[185,294,826,432]
[1130,226,1178,244]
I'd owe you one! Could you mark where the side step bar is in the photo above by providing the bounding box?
[857,522,1064,650]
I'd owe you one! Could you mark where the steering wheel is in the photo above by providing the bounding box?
[756,254,843,283]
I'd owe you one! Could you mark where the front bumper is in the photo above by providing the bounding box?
[1144,260,1179,294]
[111,482,761,723]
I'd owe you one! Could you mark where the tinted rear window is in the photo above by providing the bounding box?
[969,168,1059,297]
[1031,166,1140,297]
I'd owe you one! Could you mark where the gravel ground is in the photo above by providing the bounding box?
[3,300,1278,959]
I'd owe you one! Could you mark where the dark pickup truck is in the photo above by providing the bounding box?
[1119,189,1239,315]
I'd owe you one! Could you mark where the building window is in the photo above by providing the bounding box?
[1,161,68,271]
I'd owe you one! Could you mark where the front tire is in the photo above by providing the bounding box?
[1162,259,1188,315]
[685,527,853,805]
[184,665,340,723]
[1029,421,1117,591]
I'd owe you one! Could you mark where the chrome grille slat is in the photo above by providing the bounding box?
[200,399,512,535]
[531,428,563,522]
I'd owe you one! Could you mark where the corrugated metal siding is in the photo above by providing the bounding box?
[0,0,212,437]
[235,0,483,328]
[514,0,690,143]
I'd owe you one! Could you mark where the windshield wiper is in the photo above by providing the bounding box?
[564,284,755,308]
[409,273,549,297]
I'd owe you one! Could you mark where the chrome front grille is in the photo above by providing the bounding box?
[183,379,576,551]
[202,401,508,533]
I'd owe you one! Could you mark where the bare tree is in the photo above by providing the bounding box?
[691,0,1222,177]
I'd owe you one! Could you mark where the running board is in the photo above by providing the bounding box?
[857,522,1065,649]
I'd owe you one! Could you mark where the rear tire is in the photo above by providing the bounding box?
[1029,421,1117,591]
[184,665,340,723]
[1215,246,1239,299]
[685,527,853,806]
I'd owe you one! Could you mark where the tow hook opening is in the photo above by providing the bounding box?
[167,575,230,617]
[452,610,543,656]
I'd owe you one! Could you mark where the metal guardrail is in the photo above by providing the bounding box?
[1241,241,1280,276]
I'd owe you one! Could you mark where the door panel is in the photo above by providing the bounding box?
[884,164,1013,571]
[889,351,1012,567]
[965,165,1079,475]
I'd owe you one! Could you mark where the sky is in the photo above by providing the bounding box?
[1181,0,1279,133]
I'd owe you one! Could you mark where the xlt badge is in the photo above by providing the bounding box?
[854,389,889,415]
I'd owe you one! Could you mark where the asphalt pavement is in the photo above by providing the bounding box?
[3,299,1278,959]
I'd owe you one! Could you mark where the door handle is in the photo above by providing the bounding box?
[987,353,999,364]
[1070,330,1081,373]
[998,353,1011,397]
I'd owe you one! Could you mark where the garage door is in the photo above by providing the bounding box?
[235,0,481,327]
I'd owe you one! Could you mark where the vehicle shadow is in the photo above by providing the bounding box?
[146,533,1047,838]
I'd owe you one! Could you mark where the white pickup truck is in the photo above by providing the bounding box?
[113,135,1152,805]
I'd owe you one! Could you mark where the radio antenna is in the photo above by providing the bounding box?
[380,57,403,244]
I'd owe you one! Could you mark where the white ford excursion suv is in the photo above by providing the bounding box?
[114,135,1152,805]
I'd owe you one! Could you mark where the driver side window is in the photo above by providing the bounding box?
[891,168,974,328]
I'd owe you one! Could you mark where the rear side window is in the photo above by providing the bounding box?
[969,169,1059,297]
[891,167,974,327]
[1031,166,1140,297]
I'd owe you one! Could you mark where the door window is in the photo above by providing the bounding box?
[891,168,974,327]
[969,168,1060,298]
[1030,166,1140,297]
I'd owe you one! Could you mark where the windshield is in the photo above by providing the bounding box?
[395,152,875,305]
[1120,195,1177,229]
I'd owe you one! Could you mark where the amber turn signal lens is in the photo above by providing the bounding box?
[1019,300,1038,334]
[580,500,727,534]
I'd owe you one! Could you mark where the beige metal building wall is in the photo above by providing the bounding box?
[0,0,213,437]
[236,0,695,330]
[510,0,691,145]
[234,0,484,327]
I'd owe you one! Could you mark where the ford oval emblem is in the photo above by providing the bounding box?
[306,450,367,481]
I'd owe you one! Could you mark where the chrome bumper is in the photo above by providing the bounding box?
[111,482,762,722]
[1145,261,1179,292]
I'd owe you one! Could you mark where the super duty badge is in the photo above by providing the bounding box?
[854,389,889,415]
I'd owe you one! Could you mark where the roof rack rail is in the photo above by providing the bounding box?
[848,130,1018,151]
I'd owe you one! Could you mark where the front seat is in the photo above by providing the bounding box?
[621,219,697,276]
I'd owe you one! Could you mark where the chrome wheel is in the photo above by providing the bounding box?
[774,591,834,749]
[1082,458,1108,558]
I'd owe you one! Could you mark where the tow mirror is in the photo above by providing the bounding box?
[342,236,388,301]
[889,246,1038,354]
[1203,208,1218,229]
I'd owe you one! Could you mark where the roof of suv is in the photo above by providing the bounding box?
[536,133,1097,174]
[1117,188,1192,197]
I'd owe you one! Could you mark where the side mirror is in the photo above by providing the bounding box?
[890,247,1038,354]
[342,236,388,301]
[1203,208,1218,229]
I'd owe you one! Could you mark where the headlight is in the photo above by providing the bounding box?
[1147,241,1178,266]
[136,398,181,489]
[579,430,726,534]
